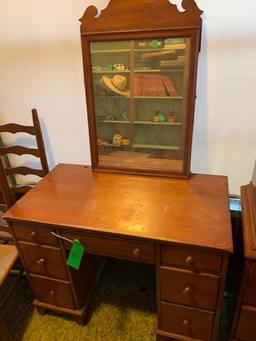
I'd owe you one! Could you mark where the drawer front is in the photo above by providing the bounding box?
[62,231,155,264]
[161,301,213,341]
[161,245,222,273]
[29,274,75,309]
[244,263,256,305]
[13,223,58,246]
[19,242,68,280]
[161,267,219,310]
[236,305,256,341]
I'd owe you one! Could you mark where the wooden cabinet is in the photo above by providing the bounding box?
[231,182,256,340]
[80,0,203,178]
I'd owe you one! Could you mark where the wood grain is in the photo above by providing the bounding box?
[4,164,232,253]
[80,0,203,35]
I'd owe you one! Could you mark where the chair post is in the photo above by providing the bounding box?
[0,157,15,209]
[31,108,49,175]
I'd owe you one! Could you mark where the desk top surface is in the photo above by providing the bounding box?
[4,164,233,253]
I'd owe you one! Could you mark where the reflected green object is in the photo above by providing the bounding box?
[158,113,166,122]
[151,40,158,48]
[121,111,128,120]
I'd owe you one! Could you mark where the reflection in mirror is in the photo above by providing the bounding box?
[90,37,190,174]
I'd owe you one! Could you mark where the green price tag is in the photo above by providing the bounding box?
[66,240,84,270]
[151,40,158,48]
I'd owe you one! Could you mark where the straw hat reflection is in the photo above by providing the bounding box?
[100,75,130,97]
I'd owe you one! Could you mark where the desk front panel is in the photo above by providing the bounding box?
[157,244,228,341]
[161,301,213,341]
[11,222,106,318]
[14,223,59,246]
[10,222,229,340]
[160,267,219,311]
[19,241,68,280]
[161,245,223,274]
[29,274,75,310]
[61,230,155,264]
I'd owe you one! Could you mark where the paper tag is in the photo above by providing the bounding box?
[66,240,84,270]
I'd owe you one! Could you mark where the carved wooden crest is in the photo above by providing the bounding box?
[80,0,203,35]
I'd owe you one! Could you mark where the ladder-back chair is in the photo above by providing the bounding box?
[0,108,49,242]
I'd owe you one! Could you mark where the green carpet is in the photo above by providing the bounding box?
[1,259,156,341]
[1,258,233,341]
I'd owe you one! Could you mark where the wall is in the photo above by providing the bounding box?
[0,0,255,195]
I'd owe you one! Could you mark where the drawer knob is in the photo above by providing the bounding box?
[182,319,189,327]
[49,290,55,296]
[132,248,141,258]
[185,256,194,266]
[29,231,37,239]
[37,258,46,266]
[182,286,191,295]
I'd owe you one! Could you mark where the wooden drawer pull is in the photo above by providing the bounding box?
[182,286,191,295]
[29,231,37,239]
[49,290,55,296]
[182,319,189,327]
[132,248,141,258]
[37,258,46,266]
[185,256,194,265]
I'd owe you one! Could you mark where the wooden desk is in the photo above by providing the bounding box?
[4,164,233,341]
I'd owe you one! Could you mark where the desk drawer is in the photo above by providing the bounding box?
[236,305,256,341]
[13,223,58,246]
[161,245,222,273]
[62,231,155,264]
[161,301,213,341]
[19,242,67,280]
[244,263,256,306]
[161,267,219,310]
[29,274,75,310]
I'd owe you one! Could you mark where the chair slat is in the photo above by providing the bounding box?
[0,108,49,243]
[0,203,7,210]
[0,146,40,157]
[0,123,35,135]
[5,167,44,177]
[10,185,34,194]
